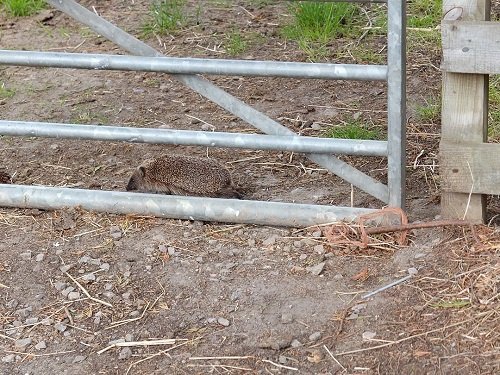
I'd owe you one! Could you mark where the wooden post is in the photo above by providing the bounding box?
[440,0,491,223]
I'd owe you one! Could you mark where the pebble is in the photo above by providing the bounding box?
[262,235,277,246]
[1,354,15,363]
[129,310,141,317]
[125,334,134,342]
[12,320,22,327]
[35,253,45,262]
[293,240,303,248]
[82,273,96,282]
[20,251,32,261]
[79,255,90,263]
[408,267,418,275]
[299,254,308,261]
[167,247,176,256]
[110,226,122,240]
[195,256,203,263]
[311,123,322,131]
[67,291,81,300]
[291,339,302,348]
[54,322,67,332]
[278,355,287,364]
[281,313,293,324]
[25,317,38,325]
[314,245,325,254]
[35,341,47,350]
[118,347,132,360]
[14,337,32,351]
[333,273,344,280]
[230,289,241,301]
[306,262,325,276]
[62,286,75,297]
[346,312,359,320]
[308,331,321,342]
[362,331,377,340]
[414,253,426,259]
[217,317,230,327]
[59,264,74,273]
[247,238,256,246]
[94,312,102,325]
[104,283,113,291]
[41,318,53,326]
[54,281,66,291]
[312,230,322,238]
[73,355,86,363]
[15,307,32,318]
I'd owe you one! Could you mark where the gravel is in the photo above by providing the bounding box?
[14,337,32,351]
[306,262,325,276]
[308,332,321,342]
[217,317,230,327]
[35,341,47,350]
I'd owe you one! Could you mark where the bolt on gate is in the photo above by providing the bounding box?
[0,0,406,227]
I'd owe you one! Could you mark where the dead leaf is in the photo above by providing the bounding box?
[351,267,370,281]
[414,350,432,358]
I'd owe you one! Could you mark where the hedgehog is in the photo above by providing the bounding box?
[0,170,11,184]
[126,154,242,199]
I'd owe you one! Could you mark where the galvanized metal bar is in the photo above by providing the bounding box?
[0,120,388,157]
[0,50,388,81]
[46,0,389,204]
[387,0,407,208]
[0,185,374,227]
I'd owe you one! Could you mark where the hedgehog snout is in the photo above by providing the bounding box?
[126,177,138,191]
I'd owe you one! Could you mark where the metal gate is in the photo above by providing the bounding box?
[0,0,406,227]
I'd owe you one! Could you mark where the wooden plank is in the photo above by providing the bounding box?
[441,143,500,195]
[442,21,500,74]
[440,0,489,223]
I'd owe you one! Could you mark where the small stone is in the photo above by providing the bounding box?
[278,355,287,364]
[262,235,277,246]
[230,289,241,301]
[35,341,47,350]
[311,123,322,131]
[217,317,230,327]
[299,254,308,261]
[82,273,96,282]
[201,123,213,131]
[362,331,377,340]
[333,273,344,280]
[20,251,32,261]
[312,230,322,238]
[41,318,53,326]
[67,291,81,300]
[103,291,116,299]
[59,264,74,273]
[195,256,203,263]
[351,303,367,312]
[293,240,303,248]
[306,262,325,276]
[414,253,426,259]
[14,337,32,350]
[122,292,131,300]
[54,281,66,291]
[118,347,132,360]
[89,258,101,266]
[62,286,75,297]
[35,253,45,262]
[291,339,302,348]
[167,247,176,256]
[281,313,293,324]
[346,312,359,320]
[15,307,32,318]
[125,334,134,342]
[314,245,325,254]
[129,310,141,317]
[104,283,113,291]
[309,331,321,342]
[73,355,86,363]
[110,226,122,239]
[408,267,418,275]
[54,322,67,332]
[12,320,22,327]
[247,238,256,246]
[1,354,15,363]
[25,317,38,325]
[79,255,90,264]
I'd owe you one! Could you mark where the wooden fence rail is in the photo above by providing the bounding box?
[440,0,498,223]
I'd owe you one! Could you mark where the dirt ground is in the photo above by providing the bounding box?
[1,1,499,374]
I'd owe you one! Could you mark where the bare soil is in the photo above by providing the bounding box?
[0,1,498,374]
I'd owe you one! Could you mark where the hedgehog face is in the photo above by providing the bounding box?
[126,166,146,191]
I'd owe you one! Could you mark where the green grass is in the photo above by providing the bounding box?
[0,0,45,17]
[415,96,441,124]
[0,82,15,99]
[407,0,442,28]
[224,30,247,56]
[282,1,359,61]
[142,0,187,35]
[488,75,500,141]
[324,118,381,140]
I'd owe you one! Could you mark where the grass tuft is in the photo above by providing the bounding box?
[0,82,15,99]
[0,0,45,17]
[488,75,500,141]
[142,0,187,36]
[324,118,381,140]
[282,1,359,61]
[415,96,441,124]
[224,30,247,56]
